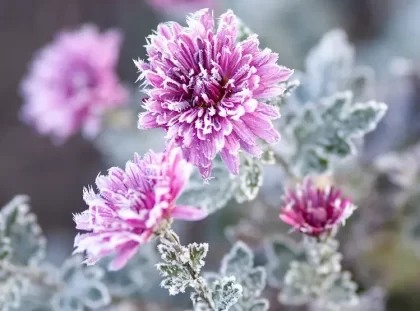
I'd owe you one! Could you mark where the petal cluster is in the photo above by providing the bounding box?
[279,179,356,237]
[20,25,128,143]
[136,9,293,179]
[73,144,206,270]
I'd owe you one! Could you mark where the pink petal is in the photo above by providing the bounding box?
[220,148,240,175]
[172,205,208,221]
[109,243,139,271]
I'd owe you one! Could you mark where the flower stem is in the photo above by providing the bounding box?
[161,230,215,309]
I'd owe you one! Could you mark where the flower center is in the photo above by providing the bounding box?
[189,65,231,109]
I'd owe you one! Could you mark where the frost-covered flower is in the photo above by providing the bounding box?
[279,179,356,237]
[136,9,293,179]
[147,0,215,13]
[73,144,206,270]
[20,25,128,143]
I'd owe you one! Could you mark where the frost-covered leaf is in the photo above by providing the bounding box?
[211,277,243,311]
[0,274,31,311]
[303,29,355,101]
[179,156,237,214]
[234,157,263,204]
[289,92,387,176]
[188,243,209,273]
[0,196,46,311]
[278,29,383,176]
[51,255,110,311]
[100,243,158,297]
[0,195,46,266]
[221,242,253,277]
[280,237,359,310]
[157,239,210,296]
[264,236,303,288]
[213,242,268,311]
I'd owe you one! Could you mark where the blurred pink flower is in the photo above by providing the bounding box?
[279,179,356,237]
[20,25,128,143]
[147,0,215,13]
[73,144,206,270]
[136,9,293,179]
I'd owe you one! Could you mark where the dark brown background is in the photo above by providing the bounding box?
[0,1,160,235]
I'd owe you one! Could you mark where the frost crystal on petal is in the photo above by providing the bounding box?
[73,144,205,270]
[136,9,293,179]
[279,178,356,237]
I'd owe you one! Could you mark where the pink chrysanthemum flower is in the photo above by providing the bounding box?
[279,179,356,237]
[20,25,128,143]
[147,0,215,13]
[73,144,206,270]
[136,9,293,179]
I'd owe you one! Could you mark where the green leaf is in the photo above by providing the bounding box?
[288,92,387,176]
[0,196,46,266]
[179,156,236,214]
[188,243,208,272]
[265,236,303,288]
[217,242,268,310]
[234,157,263,204]
[340,102,387,137]
[82,282,111,309]
[221,242,253,278]
[212,277,243,311]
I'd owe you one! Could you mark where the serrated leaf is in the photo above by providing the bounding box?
[51,255,110,311]
[297,150,329,175]
[81,282,111,309]
[0,275,31,311]
[289,93,386,176]
[189,243,208,272]
[221,242,253,277]
[340,102,387,137]
[304,29,355,100]
[0,196,46,266]
[243,267,266,297]
[179,156,236,214]
[217,242,268,311]
[278,29,383,177]
[234,157,263,204]
[265,236,303,288]
[212,277,243,311]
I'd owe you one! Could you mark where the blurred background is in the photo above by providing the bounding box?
[2,0,420,310]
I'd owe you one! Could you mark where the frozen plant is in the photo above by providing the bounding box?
[8,5,394,311]
[278,180,359,311]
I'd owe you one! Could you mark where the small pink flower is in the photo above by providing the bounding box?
[147,0,215,13]
[73,144,206,270]
[136,9,293,179]
[279,179,356,237]
[20,25,128,143]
